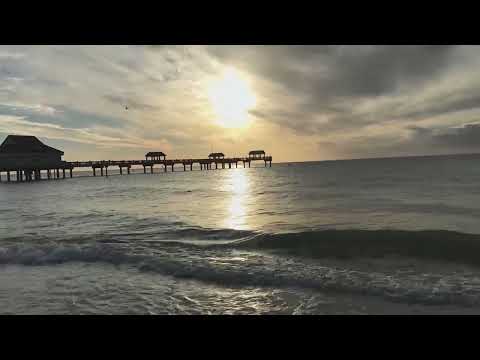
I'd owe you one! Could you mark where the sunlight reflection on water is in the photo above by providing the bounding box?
[224,169,250,230]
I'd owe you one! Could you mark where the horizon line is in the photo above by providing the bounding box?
[274,151,480,164]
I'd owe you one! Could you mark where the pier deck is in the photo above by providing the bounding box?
[0,155,272,182]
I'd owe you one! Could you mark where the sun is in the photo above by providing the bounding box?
[207,67,256,128]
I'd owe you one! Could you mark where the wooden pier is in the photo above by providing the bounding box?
[69,153,272,177]
[0,135,272,183]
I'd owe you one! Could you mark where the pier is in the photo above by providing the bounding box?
[0,135,272,183]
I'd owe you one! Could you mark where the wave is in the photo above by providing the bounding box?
[157,227,254,241]
[233,229,480,266]
[1,241,480,307]
[4,226,480,266]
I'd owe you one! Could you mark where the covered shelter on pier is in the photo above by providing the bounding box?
[208,152,225,159]
[0,135,64,168]
[0,135,69,182]
[248,150,266,159]
[145,152,166,161]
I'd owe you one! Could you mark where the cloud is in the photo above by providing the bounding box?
[410,123,480,150]
[0,102,127,131]
[207,46,480,154]
[0,102,61,116]
[207,45,456,98]
[0,115,167,151]
[2,45,480,161]
[103,94,160,112]
[219,46,447,93]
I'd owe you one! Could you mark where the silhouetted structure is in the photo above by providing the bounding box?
[0,135,64,166]
[247,150,272,167]
[0,135,73,182]
[208,152,225,159]
[249,150,266,159]
[0,135,273,183]
[145,152,166,161]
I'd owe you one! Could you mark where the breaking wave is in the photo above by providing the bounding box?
[1,239,480,307]
[233,229,480,266]
[4,228,480,265]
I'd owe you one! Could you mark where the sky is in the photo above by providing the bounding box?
[1,45,480,162]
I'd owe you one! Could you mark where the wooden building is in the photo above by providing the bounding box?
[0,135,71,182]
[249,150,266,159]
[0,135,64,168]
[208,152,225,159]
[145,152,166,161]
[0,134,273,183]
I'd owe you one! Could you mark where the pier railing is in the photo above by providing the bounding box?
[68,156,272,168]
[1,155,272,183]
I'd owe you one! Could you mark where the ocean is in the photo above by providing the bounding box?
[2,154,480,314]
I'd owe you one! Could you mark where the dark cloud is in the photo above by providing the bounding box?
[317,45,455,98]
[249,108,321,134]
[207,45,466,140]
[316,122,480,160]
[408,123,480,151]
[208,45,456,98]
[408,125,433,137]
[397,93,480,120]
[433,124,480,149]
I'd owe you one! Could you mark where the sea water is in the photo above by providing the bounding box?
[2,154,480,314]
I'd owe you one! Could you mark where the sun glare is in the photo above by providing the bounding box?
[224,170,250,230]
[208,67,256,129]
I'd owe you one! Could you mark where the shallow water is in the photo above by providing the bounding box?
[2,154,480,314]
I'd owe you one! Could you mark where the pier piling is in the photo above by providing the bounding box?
[2,149,272,184]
